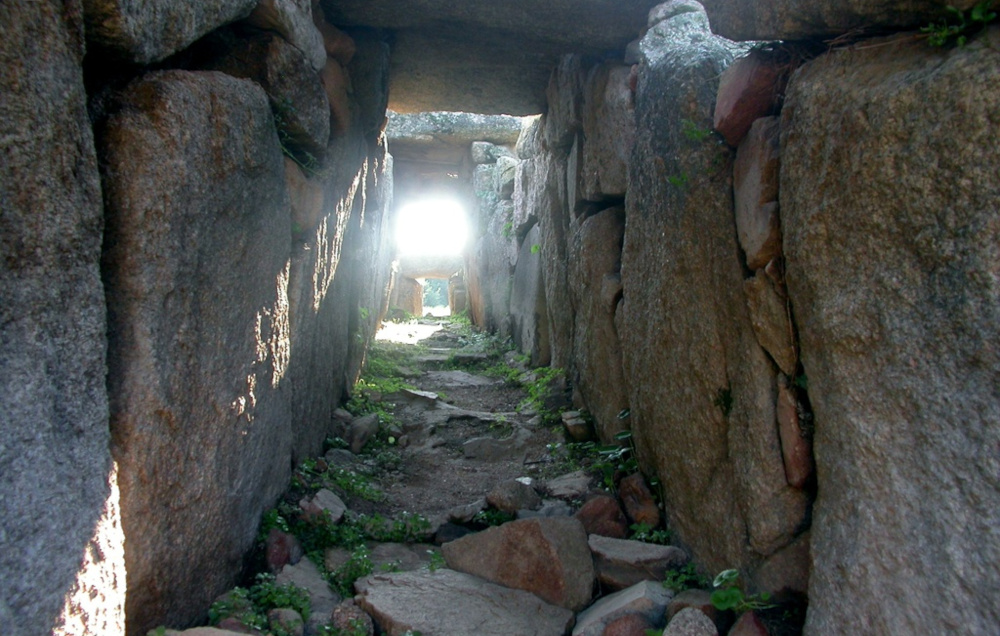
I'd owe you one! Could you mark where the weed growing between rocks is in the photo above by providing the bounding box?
[207,573,311,632]
[921,1,997,46]
[710,569,776,613]
[661,564,709,593]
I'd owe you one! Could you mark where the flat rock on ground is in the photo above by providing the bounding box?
[355,568,575,636]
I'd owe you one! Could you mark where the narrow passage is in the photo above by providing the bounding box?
[182,316,803,636]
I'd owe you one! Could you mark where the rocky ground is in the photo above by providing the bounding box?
[156,318,804,636]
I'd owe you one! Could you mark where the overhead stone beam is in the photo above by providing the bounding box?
[398,253,465,279]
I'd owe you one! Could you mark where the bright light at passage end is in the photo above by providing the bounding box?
[395,198,469,256]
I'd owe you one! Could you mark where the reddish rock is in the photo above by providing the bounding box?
[733,116,782,270]
[265,528,304,573]
[320,59,352,136]
[331,599,374,635]
[574,580,674,636]
[576,494,629,539]
[729,611,770,636]
[312,10,356,65]
[299,488,347,523]
[743,272,796,376]
[775,377,812,489]
[714,50,786,147]
[618,473,661,528]
[603,613,656,636]
[441,517,595,611]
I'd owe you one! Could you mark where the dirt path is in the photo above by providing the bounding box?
[352,318,564,525]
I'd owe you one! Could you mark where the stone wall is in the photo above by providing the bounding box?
[0,1,394,633]
[472,2,1000,633]
[0,2,122,634]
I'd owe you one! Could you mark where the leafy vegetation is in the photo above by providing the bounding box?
[208,574,311,631]
[662,563,709,593]
[543,430,640,491]
[681,118,716,143]
[328,544,375,596]
[472,508,516,527]
[426,549,446,572]
[710,569,776,613]
[629,522,672,545]
[922,1,997,46]
[519,366,567,425]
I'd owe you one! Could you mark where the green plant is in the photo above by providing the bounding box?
[250,573,312,621]
[485,360,524,384]
[208,586,262,629]
[921,2,998,46]
[293,458,386,503]
[427,549,447,572]
[713,386,733,417]
[544,430,640,491]
[209,574,311,630]
[531,243,541,254]
[472,508,516,527]
[662,563,709,592]
[667,173,689,189]
[710,569,776,613]
[329,545,374,596]
[630,522,672,545]
[681,118,715,143]
[316,619,371,636]
[519,366,567,425]
[501,221,515,239]
[488,414,514,439]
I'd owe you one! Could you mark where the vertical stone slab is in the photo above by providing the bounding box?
[782,29,1000,635]
[511,225,551,367]
[569,207,630,442]
[100,70,293,632]
[582,64,635,200]
[0,2,123,634]
[620,4,805,576]
[287,128,368,463]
